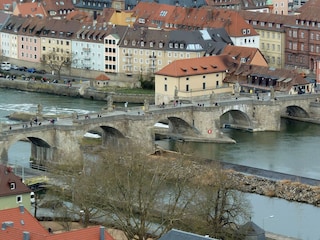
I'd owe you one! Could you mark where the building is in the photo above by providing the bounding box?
[119,27,232,77]
[132,2,260,48]
[0,165,32,211]
[155,55,234,105]
[12,2,47,18]
[223,64,314,94]
[221,45,268,66]
[0,206,115,240]
[239,10,293,69]
[284,0,320,73]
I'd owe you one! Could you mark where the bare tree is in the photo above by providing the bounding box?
[95,147,200,240]
[190,162,252,240]
[41,51,72,80]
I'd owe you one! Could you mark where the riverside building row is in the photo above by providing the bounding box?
[0,11,248,77]
[0,1,261,78]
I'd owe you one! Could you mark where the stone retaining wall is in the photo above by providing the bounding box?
[227,170,320,206]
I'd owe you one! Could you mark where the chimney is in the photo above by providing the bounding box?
[23,231,30,240]
[19,205,25,213]
[99,226,105,240]
[2,221,14,230]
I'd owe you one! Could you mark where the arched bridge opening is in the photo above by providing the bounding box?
[167,117,200,137]
[27,137,53,170]
[220,110,253,131]
[282,105,309,118]
[82,125,128,151]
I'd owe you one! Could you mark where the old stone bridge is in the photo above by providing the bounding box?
[1,93,320,166]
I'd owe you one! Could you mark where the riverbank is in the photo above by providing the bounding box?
[0,78,154,104]
[160,151,320,207]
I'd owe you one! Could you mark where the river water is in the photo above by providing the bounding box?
[1,88,320,239]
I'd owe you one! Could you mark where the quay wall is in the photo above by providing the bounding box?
[0,79,154,104]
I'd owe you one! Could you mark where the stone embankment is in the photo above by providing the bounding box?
[0,78,154,104]
[226,170,320,206]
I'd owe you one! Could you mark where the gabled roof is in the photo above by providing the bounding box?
[0,207,115,240]
[237,221,265,236]
[132,2,258,37]
[159,229,218,240]
[156,55,233,77]
[0,206,49,237]
[95,74,110,81]
[221,45,267,66]
[13,2,47,18]
[0,164,31,197]
[295,0,320,22]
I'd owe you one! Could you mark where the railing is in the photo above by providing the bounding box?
[29,162,48,172]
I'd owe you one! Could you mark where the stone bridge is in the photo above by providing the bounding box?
[1,93,320,166]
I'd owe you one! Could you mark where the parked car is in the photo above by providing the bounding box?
[11,64,19,70]
[27,68,36,73]
[18,66,27,71]
[1,62,11,71]
[36,69,46,74]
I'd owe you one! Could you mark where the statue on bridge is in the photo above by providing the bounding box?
[210,91,215,106]
[174,86,178,100]
[106,95,113,112]
[144,99,149,112]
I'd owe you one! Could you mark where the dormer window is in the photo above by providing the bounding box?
[159,42,163,48]
[169,42,173,48]
[124,39,128,45]
[174,43,179,48]
[132,40,136,46]
[150,41,153,47]
[180,43,184,49]
[10,182,16,190]
[141,41,144,47]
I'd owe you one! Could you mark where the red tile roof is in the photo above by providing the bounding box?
[0,206,49,238]
[156,55,234,77]
[132,2,257,37]
[95,74,110,81]
[13,2,47,17]
[0,207,115,240]
[221,45,267,65]
[0,164,31,197]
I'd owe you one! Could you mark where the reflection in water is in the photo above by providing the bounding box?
[156,119,320,179]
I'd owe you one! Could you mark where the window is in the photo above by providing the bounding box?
[186,84,189,92]
[164,84,167,91]
[10,182,16,189]
[16,195,22,203]
[202,82,206,89]
[216,81,219,87]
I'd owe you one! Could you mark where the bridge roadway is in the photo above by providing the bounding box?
[1,93,320,165]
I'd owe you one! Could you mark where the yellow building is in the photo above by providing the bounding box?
[118,28,232,78]
[239,11,293,69]
[155,55,233,105]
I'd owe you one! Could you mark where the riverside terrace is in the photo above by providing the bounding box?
[1,93,320,166]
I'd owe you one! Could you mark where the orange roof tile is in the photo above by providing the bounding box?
[156,55,233,77]
[0,207,49,238]
[0,207,115,240]
[95,74,110,81]
[133,2,258,37]
[13,2,47,17]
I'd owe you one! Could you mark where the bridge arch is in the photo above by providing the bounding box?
[220,109,253,130]
[282,105,310,118]
[3,134,54,167]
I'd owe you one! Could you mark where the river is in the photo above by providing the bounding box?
[1,88,320,239]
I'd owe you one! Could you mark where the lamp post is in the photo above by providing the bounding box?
[263,215,275,230]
